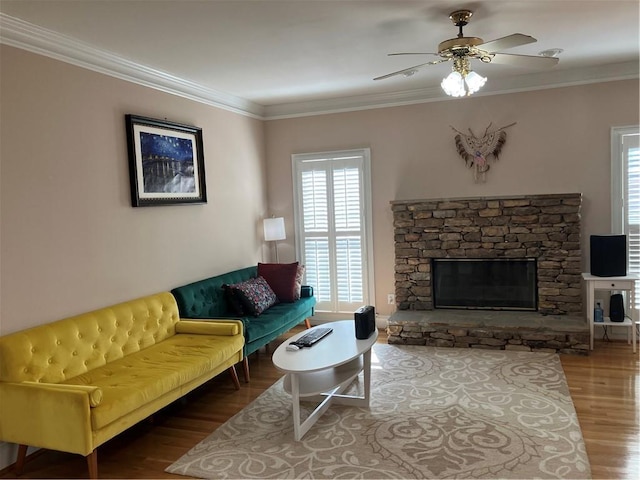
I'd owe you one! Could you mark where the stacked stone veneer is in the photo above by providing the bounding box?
[392,193,582,315]
[387,311,590,355]
[389,193,587,354]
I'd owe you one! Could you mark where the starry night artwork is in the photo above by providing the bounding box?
[125,115,207,207]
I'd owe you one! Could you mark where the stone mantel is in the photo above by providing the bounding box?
[390,192,582,207]
[391,192,582,315]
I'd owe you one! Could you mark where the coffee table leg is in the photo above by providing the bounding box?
[363,349,371,407]
[290,373,302,441]
[289,373,345,441]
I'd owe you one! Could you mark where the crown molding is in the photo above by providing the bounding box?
[1,13,637,121]
[0,14,265,119]
[263,60,639,119]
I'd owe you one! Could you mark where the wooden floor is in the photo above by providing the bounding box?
[1,328,638,479]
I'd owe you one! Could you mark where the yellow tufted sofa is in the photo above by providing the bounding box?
[0,291,244,478]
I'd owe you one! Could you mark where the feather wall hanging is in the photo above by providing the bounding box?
[450,122,516,182]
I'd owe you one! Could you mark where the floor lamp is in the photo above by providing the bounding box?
[263,217,286,263]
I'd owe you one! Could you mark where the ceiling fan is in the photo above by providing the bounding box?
[374,9,559,95]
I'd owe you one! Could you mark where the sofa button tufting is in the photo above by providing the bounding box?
[72,351,78,356]
[56,340,61,345]
[47,358,53,364]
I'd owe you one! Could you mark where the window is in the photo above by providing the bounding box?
[611,126,640,307]
[292,149,373,313]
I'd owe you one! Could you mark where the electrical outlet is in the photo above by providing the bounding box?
[387,293,395,305]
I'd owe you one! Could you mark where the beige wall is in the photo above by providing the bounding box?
[1,45,638,329]
[265,80,640,315]
[0,46,268,334]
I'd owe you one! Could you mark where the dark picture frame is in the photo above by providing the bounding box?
[125,114,207,207]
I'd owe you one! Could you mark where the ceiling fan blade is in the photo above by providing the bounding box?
[373,59,448,81]
[488,52,559,68]
[480,33,536,53]
[388,52,440,57]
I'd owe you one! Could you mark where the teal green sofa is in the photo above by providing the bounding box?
[171,266,315,381]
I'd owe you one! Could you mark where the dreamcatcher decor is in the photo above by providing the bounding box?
[450,122,516,182]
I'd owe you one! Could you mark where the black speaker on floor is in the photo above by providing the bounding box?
[590,235,627,277]
[354,305,376,339]
[609,294,625,322]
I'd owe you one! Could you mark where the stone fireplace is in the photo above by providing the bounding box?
[392,193,582,314]
[388,193,589,354]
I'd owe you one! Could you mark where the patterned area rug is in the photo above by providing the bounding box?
[166,345,591,479]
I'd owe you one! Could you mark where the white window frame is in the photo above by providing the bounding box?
[611,125,640,307]
[292,148,375,314]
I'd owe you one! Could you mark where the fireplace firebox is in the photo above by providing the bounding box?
[432,258,537,311]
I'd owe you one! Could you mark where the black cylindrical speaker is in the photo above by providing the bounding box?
[609,294,625,322]
[590,235,627,277]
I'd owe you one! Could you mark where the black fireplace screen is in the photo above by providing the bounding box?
[432,258,537,311]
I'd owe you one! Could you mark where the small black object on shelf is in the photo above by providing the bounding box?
[354,305,376,339]
[609,294,625,322]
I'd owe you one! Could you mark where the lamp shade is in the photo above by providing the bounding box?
[441,71,465,97]
[464,71,487,94]
[263,217,286,241]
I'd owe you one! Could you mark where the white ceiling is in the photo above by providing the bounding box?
[1,0,638,118]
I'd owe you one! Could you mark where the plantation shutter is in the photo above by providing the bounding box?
[625,135,640,307]
[612,127,640,308]
[293,149,372,313]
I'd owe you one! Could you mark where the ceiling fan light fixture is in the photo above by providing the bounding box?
[376,9,549,94]
[464,70,487,94]
[441,71,465,97]
[441,57,486,97]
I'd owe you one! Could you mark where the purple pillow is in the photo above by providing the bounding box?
[229,276,277,316]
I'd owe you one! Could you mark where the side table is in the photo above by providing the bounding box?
[582,273,638,353]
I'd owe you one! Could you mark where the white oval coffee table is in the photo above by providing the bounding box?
[272,320,378,441]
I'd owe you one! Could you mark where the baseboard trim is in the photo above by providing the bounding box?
[310,313,389,329]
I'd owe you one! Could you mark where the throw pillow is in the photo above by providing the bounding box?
[293,264,305,301]
[258,262,299,303]
[222,284,246,316]
[230,276,278,316]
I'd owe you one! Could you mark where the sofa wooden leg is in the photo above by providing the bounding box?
[15,444,27,474]
[305,318,312,329]
[242,357,250,383]
[229,365,241,390]
[86,450,98,479]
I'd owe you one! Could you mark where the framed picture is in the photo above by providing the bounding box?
[125,114,207,207]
